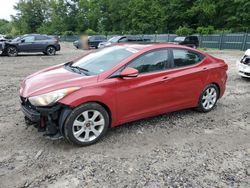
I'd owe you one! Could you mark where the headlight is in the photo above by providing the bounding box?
[105,42,111,46]
[29,87,80,107]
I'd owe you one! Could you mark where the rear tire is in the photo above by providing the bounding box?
[196,84,219,113]
[45,46,56,56]
[64,103,110,146]
[6,46,18,57]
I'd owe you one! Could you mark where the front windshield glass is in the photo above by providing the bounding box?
[72,46,137,75]
[174,37,185,42]
[12,37,21,42]
[108,36,121,43]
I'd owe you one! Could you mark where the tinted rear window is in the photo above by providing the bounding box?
[172,49,204,67]
[35,35,50,40]
[174,37,185,42]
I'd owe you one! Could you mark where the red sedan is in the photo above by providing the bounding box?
[20,44,228,146]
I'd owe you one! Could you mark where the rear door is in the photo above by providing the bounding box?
[34,35,49,51]
[163,48,208,108]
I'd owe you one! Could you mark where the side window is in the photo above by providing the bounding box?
[88,37,94,42]
[119,37,128,43]
[128,49,169,74]
[173,49,203,68]
[35,35,48,40]
[23,36,35,42]
[185,37,190,42]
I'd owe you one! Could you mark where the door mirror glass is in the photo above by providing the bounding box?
[120,67,139,78]
[21,39,25,43]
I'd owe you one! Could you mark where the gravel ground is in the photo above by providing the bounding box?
[0,43,249,188]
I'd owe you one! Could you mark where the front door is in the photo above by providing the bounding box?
[115,48,173,123]
[18,36,35,52]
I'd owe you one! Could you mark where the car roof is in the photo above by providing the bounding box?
[23,34,49,37]
[117,43,201,51]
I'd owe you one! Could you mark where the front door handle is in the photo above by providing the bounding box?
[161,76,171,82]
[203,67,208,71]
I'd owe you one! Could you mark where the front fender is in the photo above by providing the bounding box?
[59,86,117,126]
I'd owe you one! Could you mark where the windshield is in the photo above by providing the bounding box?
[108,36,121,43]
[12,37,21,42]
[174,37,185,42]
[72,46,137,75]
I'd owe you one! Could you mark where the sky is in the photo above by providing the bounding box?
[0,0,18,21]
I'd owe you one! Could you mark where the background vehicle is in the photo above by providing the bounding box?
[173,36,199,48]
[20,44,228,146]
[73,35,107,49]
[98,35,150,48]
[2,34,60,57]
[0,35,7,52]
[0,35,7,42]
[237,49,250,78]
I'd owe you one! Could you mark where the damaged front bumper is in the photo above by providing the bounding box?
[20,96,72,139]
[237,58,250,78]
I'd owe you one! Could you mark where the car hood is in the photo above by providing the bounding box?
[99,41,112,46]
[20,64,98,97]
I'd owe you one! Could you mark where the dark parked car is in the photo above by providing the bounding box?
[98,35,151,48]
[173,36,199,48]
[2,34,61,57]
[0,36,7,42]
[73,36,107,49]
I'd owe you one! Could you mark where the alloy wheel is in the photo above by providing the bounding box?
[201,87,217,110]
[72,110,105,142]
[46,47,56,55]
[7,47,18,57]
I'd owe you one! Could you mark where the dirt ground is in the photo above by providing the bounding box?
[0,43,249,188]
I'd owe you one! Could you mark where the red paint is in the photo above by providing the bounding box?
[20,44,228,127]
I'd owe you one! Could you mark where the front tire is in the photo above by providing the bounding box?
[6,46,18,57]
[197,84,219,112]
[64,103,110,146]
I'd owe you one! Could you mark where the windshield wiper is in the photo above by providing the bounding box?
[65,61,90,75]
[71,65,89,73]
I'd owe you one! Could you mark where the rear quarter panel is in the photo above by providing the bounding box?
[204,56,228,98]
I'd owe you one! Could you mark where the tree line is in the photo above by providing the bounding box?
[0,0,250,37]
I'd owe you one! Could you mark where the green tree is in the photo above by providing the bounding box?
[12,0,49,33]
[0,19,12,34]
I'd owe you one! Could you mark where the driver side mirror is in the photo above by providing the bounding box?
[120,67,139,78]
[21,39,25,43]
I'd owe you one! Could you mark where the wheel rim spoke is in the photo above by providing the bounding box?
[83,130,90,140]
[74,128,85,138]
[91,128,101,137]
[94,119,104,126]
[73,120,84,127]
[91,111,100,121]
[82,111,89,121]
